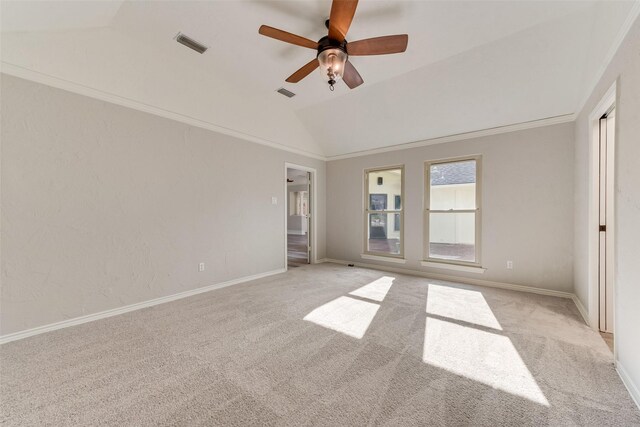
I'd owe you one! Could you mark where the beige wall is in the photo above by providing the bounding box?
[327,122,575,292]
[0,75,326,335]
[574,16,640,401]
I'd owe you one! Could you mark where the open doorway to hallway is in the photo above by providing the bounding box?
[286,167,311,268]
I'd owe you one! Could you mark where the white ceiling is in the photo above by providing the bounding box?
[1,0,637,158]
[0,0,124,32]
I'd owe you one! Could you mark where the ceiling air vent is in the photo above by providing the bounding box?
[276,88,296,98]
[175,32,208,54]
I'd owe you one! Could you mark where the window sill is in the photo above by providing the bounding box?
[420,261,486,274]
[361,254,407,264]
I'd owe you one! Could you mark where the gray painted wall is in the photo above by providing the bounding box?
[0,75,326,335]
[574,16,640,401]
[326,123,575,292]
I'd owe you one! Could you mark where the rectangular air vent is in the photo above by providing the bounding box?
[175,32,208,54]
[276,88,296,98]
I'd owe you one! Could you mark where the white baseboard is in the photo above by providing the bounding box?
[323,258,574,299]
[287,230,306,236]
[0,268,285,345]
[571,294,591,326]
[315,258,330,264]
[617,362,640,410]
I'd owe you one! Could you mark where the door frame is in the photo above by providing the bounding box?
[284,162,317,270]
[587,82,616,342]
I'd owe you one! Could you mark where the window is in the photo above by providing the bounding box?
[364,166,404,258]
[425,156,481,265]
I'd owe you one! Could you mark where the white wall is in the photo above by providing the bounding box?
[327,122,575,292]
[0,75,326,336]
[574,15,640,403]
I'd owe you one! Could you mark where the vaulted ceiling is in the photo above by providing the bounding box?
[2,1,638,158]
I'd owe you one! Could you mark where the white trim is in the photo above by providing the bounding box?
[326,114,575,161]
[363,164,405,259]
[360,254,407,264]
[574,1,640,116]
[420,261,486,274]
[589,83,618,122]
[324,259,574,299]
[571,294,591,326]
[617,362,640,410]
[586,82,617,330]
[284,162,318,270]
[7,0,638,167]
[424,155,483,268]
[0,268,285,345]
[0,63,326,161]
[2,63,580,163]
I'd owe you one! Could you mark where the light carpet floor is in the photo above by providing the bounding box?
[1,263,639,426]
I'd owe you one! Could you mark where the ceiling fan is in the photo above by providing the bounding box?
[259,0,408,91]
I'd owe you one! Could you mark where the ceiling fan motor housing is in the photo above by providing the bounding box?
[317,36,348,56]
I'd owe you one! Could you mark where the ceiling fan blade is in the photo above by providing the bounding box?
[259,25,318,50]
[286,58,320,83]
[343,60,364,89]
[328,0,359,42]
[347,34,408,56]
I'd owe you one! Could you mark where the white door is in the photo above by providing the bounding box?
[598,109,615,333]
[306,171,312,264]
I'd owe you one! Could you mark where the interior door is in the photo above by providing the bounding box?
[598,109,615,333]
[306,171,312,264]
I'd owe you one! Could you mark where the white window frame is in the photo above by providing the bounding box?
[424,155,482,267]
[363,165,405,259]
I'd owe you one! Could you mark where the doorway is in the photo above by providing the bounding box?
[598,108,615,341]
[588,83,616,354]
[286,165,313,268]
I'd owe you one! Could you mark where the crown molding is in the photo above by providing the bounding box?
[2,62,580,163]
[326,114,576,161]
[0,62,327,161]
[4,4,638,163]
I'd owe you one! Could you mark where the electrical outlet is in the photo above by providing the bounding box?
[506,260,513,270]
[199,262,205,272]
[271,196,278,205]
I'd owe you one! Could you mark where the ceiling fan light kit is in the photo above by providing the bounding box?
[258,0,408,91]
[317,37,348,90]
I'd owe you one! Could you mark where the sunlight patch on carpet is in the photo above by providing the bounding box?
[349,276,395,302]
[304,296,379,339]
[426,283,502,330]
[423,317,549,406]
